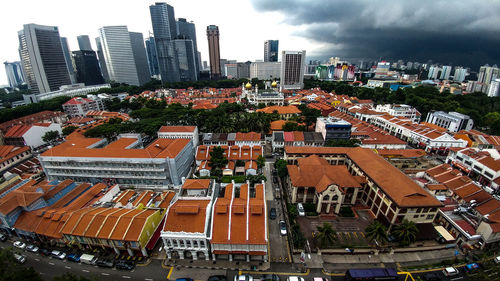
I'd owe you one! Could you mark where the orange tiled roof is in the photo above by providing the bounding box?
[211,184,233,244]
[256,105,301,115]
[158,126,196,133]
[163,199,211,233]
[182,179,211,190]
[0,145,30,164]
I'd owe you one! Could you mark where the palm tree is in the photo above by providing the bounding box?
[365,221,388,245]
[315,223,337,248]
[392,219,419,246]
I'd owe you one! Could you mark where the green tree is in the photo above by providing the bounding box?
[282,121,300,131]
[274,159,288,178]
[0,248,43,281]
[235,159,245,167]
[62,126,78,136]
[42,130,60,143]
[209,146,228,175]
[315,222,337,248]
[365,221,388,245]
[392,219,419,246]
[256,155,265,170]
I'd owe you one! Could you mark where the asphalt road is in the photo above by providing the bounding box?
[264,161,292,263]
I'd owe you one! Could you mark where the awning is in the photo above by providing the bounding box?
[145,217,165,250]
[434,225,455,242]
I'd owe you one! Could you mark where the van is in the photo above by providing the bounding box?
[80,254,97,265]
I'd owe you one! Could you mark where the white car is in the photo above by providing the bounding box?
[495,256,500,263]
[51,250,66,260]
[13,241,26,249]
[234,275,253,281]
[443,267,459,276]
[297,203,305,216]
[26,244,39,253]
[13,253,26,264]
[286,277,305,281]
[279,220,287,236]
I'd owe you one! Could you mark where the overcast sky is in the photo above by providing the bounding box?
[1,0,500,86]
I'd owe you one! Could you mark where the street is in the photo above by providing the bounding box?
[264,160,292,263]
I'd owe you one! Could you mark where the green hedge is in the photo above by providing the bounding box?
[339,206,355,217]
[221,175,246,183]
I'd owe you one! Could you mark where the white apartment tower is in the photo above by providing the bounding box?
[280,50,306,90]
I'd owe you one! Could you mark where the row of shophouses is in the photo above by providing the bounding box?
[0,175,267,261]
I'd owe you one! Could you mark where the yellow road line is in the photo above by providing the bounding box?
[360,232,365,238]
[352,232,358,239]
[167,266,174,279]
[240,269,311,276]
[321,269,344,276]
[136,258,152,267]
[345,232,351,239]
[397,272,415,281]
[408,263,468,273]
[285,236,292,263]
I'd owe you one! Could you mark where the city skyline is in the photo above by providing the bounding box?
[1,0,500,86]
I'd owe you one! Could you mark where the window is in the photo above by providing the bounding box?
[426,214,434,220]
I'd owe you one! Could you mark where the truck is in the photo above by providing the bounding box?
[80,254,98,265]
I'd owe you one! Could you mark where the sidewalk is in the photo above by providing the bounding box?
[322,248,462,272]
[163,258,272,271]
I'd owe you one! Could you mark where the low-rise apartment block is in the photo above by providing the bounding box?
[425,111,474,133]
[158,126,199,147]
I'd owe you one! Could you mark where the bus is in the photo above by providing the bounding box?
[345,268,399,281]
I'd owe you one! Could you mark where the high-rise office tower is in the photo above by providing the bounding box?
[129,32,151,85]
[206,25,221,80]
[77,35,92,51]
[98,26,142,86]
[149,2,179,83]
[4,61,25,88]
[177,18,200,78]
[477,65,500,93]
[60,37,76,84]
[280,50,306,90]
[145,36,160,77]
[428,66,440,80]
[72,50,104,86]
[264,40,279,62]
[95,37,110,82]
[18,24,71,94]
[173,36,197,81]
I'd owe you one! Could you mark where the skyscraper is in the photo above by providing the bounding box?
[453,67,467,82]
[477,65,500,93]
[129,32,151,85]
[95,37,110,82]
[206,25,221,80]
[264,40,279,62]
[18,24,71,94]
[280,50,306,90]
[4,61,25,88]
[145,36,160,77]
[173,37,197,81]
[149,2,179,83]
[440,65,452,80]
[98,26,141,86]
[60,37,76,84]
[72,50,104,86]
[77,35,92,51]
[177,18,200,78]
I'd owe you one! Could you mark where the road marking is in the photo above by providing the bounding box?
[167,266,174,279]
[352,232,358,239]
[49,262,55,265]
[144,279,153,281]
[450,277,463,281]
[35,258,40,261]
[102,273,110,276]
[82,269,90,273]
[122,276,131,279]
[65,266,71,269]
[239,269,310,276]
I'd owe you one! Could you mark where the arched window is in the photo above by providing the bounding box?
[332,195,338,201]
[323,195,330,201]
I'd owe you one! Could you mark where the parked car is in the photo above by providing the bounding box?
[0,233,7,242]
[464,263,480,273]
[269,208,277,220]
[286,277,304,281]
[13,241,26,249]
[495,256,500,263]
[80,254,97,265]
[51,250,66,260]
[13,253,26,264]
[234,275,253,281]
[297,203,305,216]
[279,220,287,235]
[422,273,441,281]
[262,274,280,281]
[176,278,194,281]
[96,258,115,268]
[26,244,39,253]
[39,248,51,256]
[443,267,459,276]
[66,253,81,262]
[115,261,135,270]
[274,188,281,199]
[208,275,227,281]
[312,278,328,281]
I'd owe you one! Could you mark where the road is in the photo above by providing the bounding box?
[264,160,292,264]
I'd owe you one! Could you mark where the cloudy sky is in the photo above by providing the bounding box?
[1,0,500,86]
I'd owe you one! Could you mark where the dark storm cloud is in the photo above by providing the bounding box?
[250,0,500,67]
